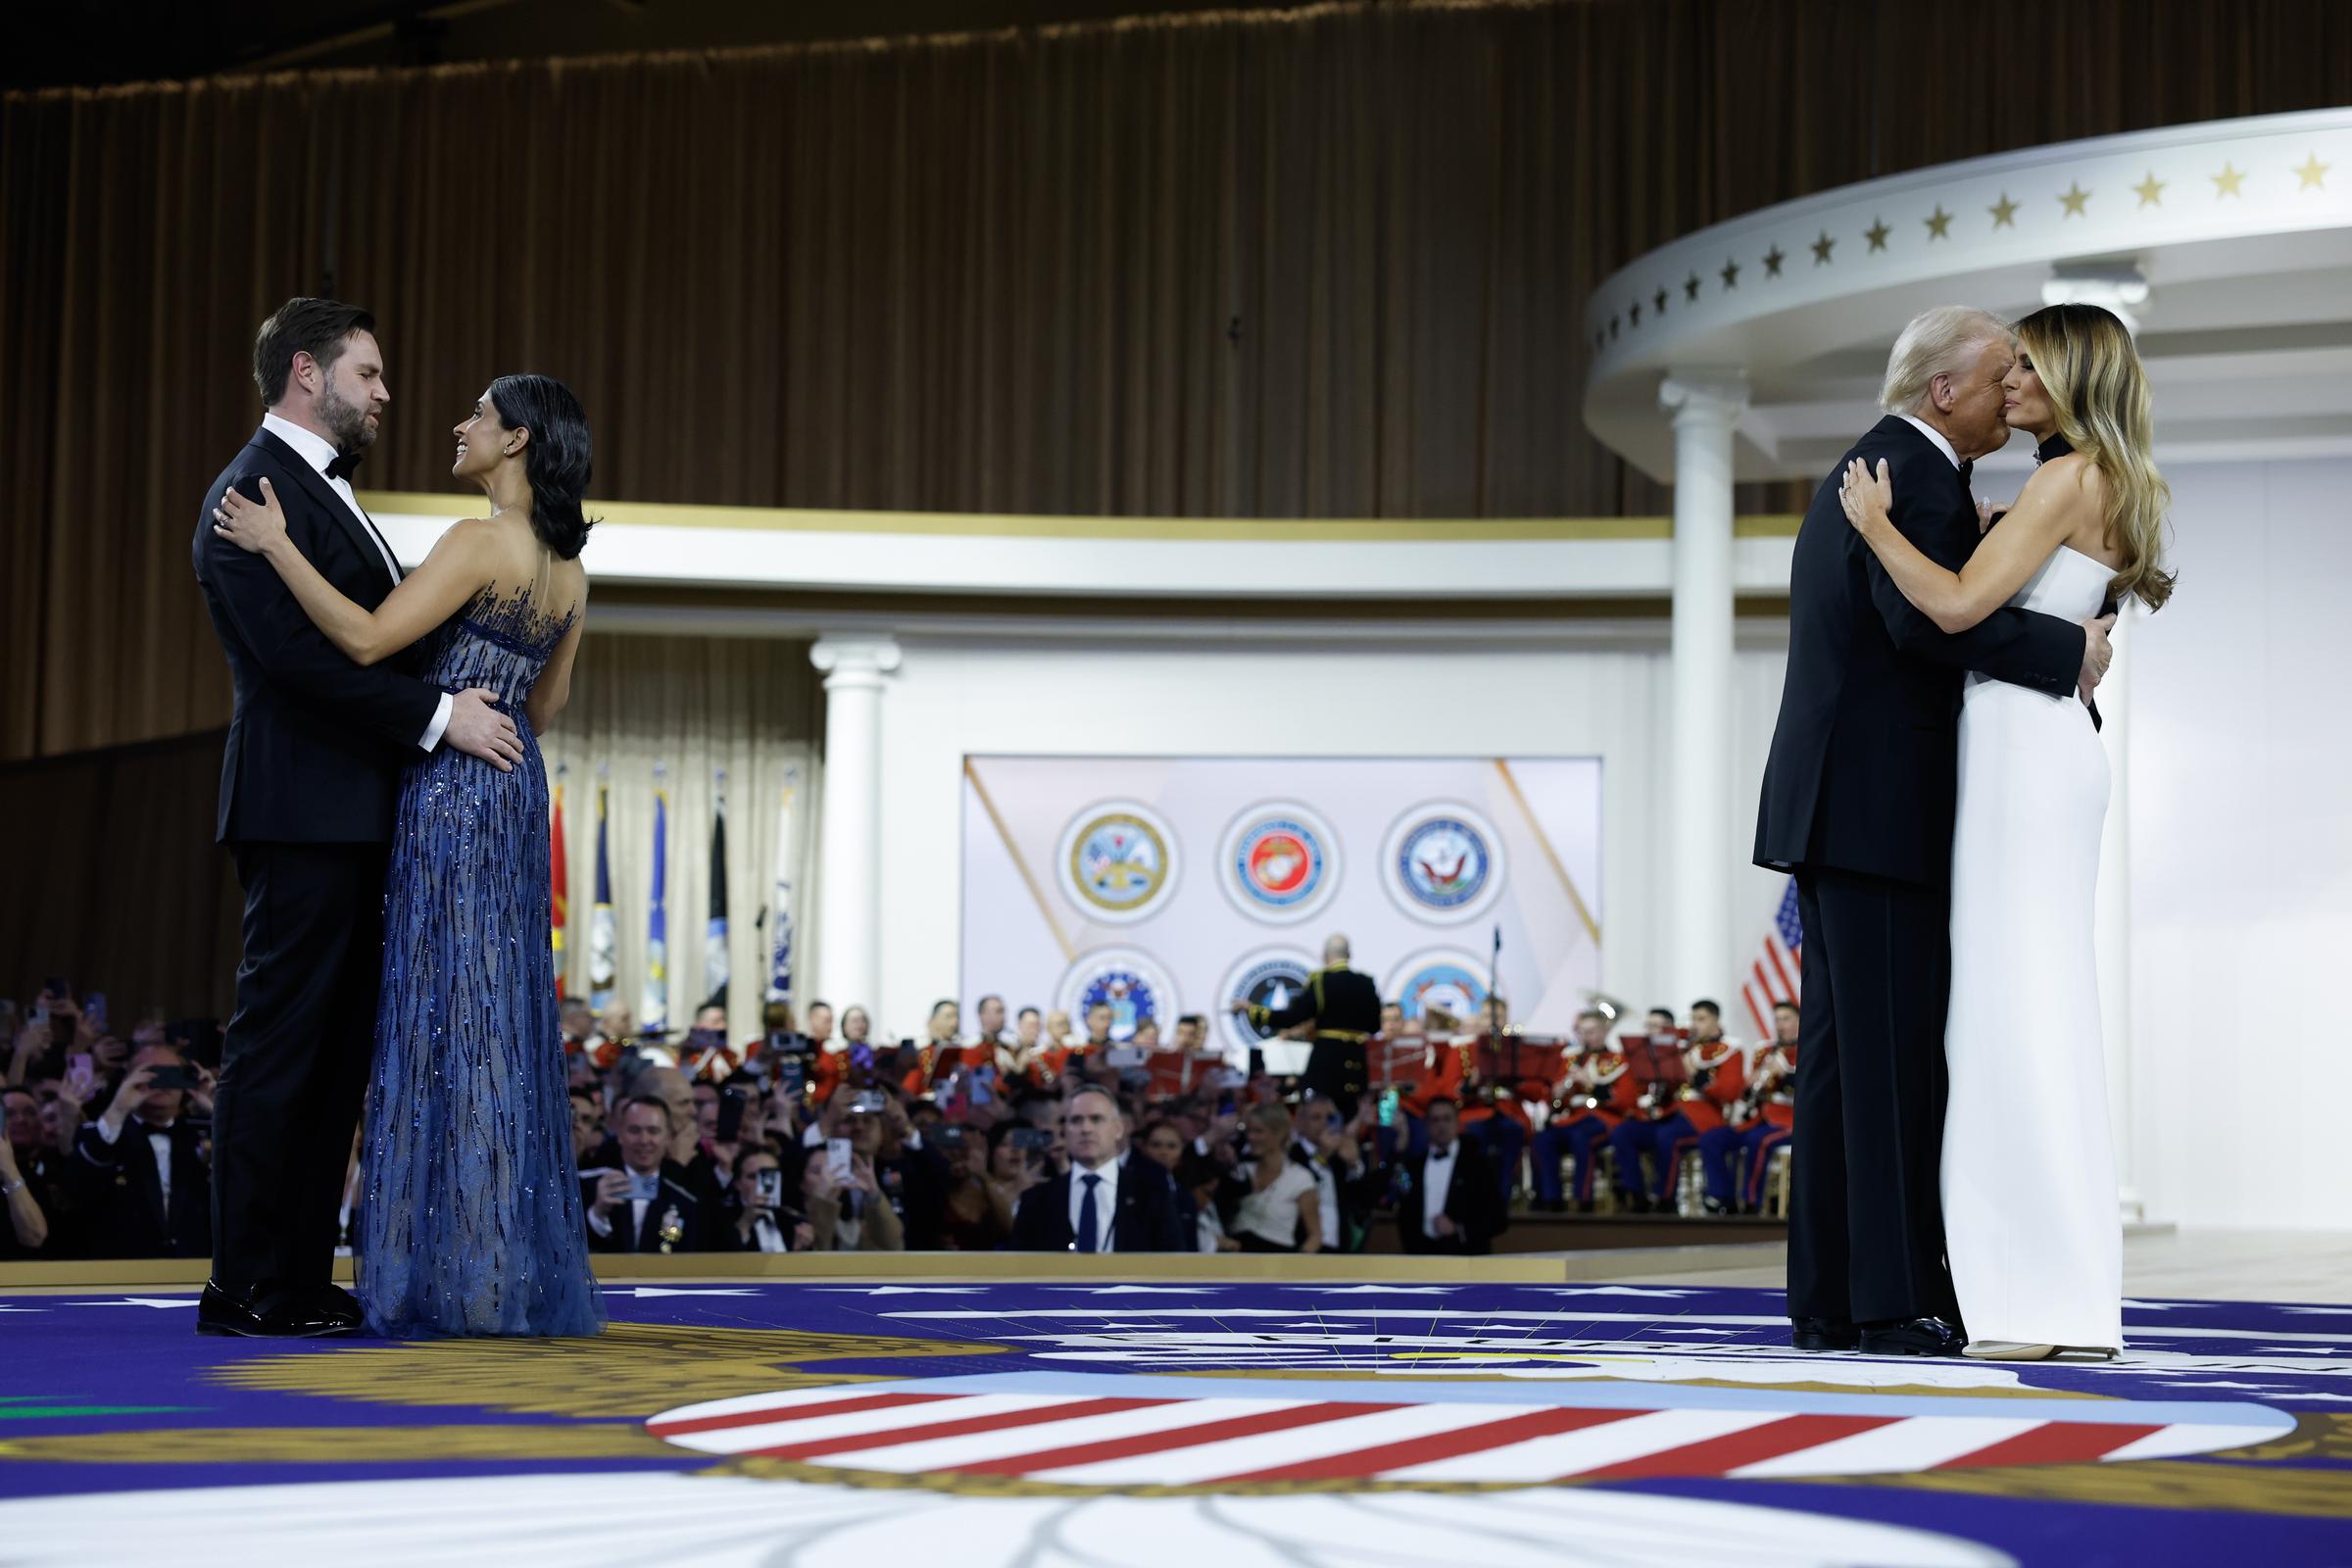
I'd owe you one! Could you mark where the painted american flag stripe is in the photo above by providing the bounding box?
[662,1394,1066,1455]
[1027,1401,1510,1486]
[1574,1413,1889,1481]
[1383,1408,1788,1482]
[647,1389,951,1439]
[1945,1421,2164,1469]
[1731,1415,2047,1478]
[800,1396,1324,1475]
[949,1398,1371,1477]
[1211,1404,1641,1483]
[748,1396,1171,1462]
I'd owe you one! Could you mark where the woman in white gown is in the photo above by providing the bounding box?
[1837,303,2176,1360]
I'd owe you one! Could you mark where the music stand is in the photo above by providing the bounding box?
[1624,1034,1690,1091]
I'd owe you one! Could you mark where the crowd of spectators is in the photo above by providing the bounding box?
[6,979,1790,1262]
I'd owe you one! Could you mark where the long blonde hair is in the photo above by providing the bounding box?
[2013,304,2177,611]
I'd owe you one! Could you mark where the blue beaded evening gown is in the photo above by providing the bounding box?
[356,582,606,1338]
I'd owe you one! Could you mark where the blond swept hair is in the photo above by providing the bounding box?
[2014,304,2177,612]
[1879,306,2013,414]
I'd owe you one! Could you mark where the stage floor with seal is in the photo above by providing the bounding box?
[3,1277,2349,1565]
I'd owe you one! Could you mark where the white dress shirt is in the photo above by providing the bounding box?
[1422,1142,1459,1235]
[1896,414,1962,471]
[259,412,451,752]
[1293,1139,1343,1250]
[90,1113,176,1212]
[1067,1156,1120,1252]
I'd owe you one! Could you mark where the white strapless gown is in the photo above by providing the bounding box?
[1941,544,2123,1352]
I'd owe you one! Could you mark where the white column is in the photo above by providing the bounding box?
[810,634,902,1029]
[1659,372,1748,1008]
[2093,608,2140,1222]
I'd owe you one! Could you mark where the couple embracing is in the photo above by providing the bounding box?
[191,297,605,1340]
[1758,303,2175,1361]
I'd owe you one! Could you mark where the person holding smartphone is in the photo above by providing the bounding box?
[728,1149,812,1253]
[69,1043,213,1258]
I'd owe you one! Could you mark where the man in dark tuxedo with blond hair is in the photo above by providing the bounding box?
[1754,305,2113,1357]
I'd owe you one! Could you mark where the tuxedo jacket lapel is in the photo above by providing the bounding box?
[252,429,397,600]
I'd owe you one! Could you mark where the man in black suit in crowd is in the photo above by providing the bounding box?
[70,1045,212,1260]
[1012,1086,1187,1251]
[1754,306,2114,1357]
[192,299,522,1335]
[584,1097,708,1253]
[1395,1099,1502,1255]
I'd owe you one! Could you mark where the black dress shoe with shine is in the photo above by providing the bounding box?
[306,1282,365,1330]
[1790,1315,1860,1351]
[1858,1316,1966,1356]
[196,1279,353,1339]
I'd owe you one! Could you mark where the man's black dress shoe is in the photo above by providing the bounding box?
[1790,1315,1860,1351]
[196,1280,353,1338]
[1858,1316,1966,1356]
[306,1282,366,1330]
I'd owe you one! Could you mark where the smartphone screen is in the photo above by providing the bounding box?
[715,1090,746,1143]
[825,1138,854,1182]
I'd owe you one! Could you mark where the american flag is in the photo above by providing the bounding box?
[1741,878,1803,1041]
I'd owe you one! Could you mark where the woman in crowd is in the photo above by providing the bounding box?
[1223,1102,1321,1253]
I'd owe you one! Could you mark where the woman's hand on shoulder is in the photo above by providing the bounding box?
[1837,458,1894,538]
[212,477,292,558]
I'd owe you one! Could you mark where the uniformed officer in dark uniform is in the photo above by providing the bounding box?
[1229,933,1382,1117]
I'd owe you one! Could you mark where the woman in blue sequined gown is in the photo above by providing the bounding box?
[211,374,605,1339]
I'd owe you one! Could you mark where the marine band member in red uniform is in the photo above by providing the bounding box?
[1714,999,1798,1211]
[1531,1008,1635,1211]
[1607,1003,1745,1213]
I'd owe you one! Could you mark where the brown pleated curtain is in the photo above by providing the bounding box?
[4,0,2351,763]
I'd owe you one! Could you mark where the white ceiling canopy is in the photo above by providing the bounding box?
[1582,109,2352,483]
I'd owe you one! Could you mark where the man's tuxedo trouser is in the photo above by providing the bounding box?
[212,842,384,1291]
[1787,866,1959,1326]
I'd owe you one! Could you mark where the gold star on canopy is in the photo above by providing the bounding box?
[1629,301,1643,326]
[1988,192,2020,228]
[2212,162,2246,197]
[1684,272,1701,302]
[1811,230,1836,265]
[1923,205,1953,239]
[1864,218,1891,252]
[1762,245,1786,276]
[2295,153,2330,190]
[1720,258,1741,289]
[2058,181,2090,217]
[2132,171,2166,207]
[1653,286,1669,315]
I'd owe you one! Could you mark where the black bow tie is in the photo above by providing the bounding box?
[325,449,363,483]
[1955,459,1974,488]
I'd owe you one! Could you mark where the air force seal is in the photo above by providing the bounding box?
[1217,801,1340,924]
[1381,801,1505,923]
[1055,947,1180,1043]
[1055,800,1179,925]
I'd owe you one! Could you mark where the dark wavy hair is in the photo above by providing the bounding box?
[253,297,375,407]
[487,373,598,560]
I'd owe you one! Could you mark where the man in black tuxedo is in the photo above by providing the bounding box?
[1395,1099,1503,1254]
[1754,306,2114,1357]
[1012,1086,1187,1251]
[191,298,521,1336]
[584,1097,709,1253]
[69,1045,212,1260]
